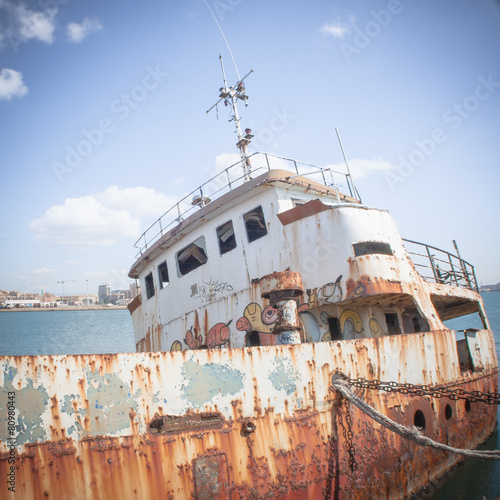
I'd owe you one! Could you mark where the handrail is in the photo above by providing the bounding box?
[403,238,478,291]
[133,152,359,258]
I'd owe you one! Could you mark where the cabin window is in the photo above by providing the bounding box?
[216,221,237,255]
[158,261,169,289]
[145,272,155,299]
[353,241,393,257]
[385,312,401,335]
[244,206,267,243]
[328,317,342,341]
[177,236,208,276]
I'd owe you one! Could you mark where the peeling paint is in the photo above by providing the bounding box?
[269,356,298,395]
[181,359,244,407]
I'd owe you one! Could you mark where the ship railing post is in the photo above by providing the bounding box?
[321,169,327,186]
[265,153,270,171]
[448,253,459,286]
[426,245,439,283]
[472,267,479,291]
[226,168,232,189]
[293,160,299,174]
[159,218,163,237]
[143,233,148,252]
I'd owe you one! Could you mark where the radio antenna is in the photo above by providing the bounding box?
[202,0,240,80]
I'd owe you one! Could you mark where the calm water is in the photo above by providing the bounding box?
[1,296,500,497]
[0,309,135,355]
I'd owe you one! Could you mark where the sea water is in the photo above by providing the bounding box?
[1,295,500,498]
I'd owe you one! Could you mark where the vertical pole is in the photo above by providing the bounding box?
[220,55,250,181]
[335,128,355,198]
[452,239,471,288]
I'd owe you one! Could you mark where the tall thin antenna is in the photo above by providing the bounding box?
[207,55,254,180]
[202,0,241,80]
[335,128,362,202]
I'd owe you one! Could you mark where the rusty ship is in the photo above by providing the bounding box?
[1,60,498,499]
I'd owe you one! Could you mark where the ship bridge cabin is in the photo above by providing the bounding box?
[128,153,487,367]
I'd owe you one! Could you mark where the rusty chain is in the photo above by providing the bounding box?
[338,399,357,473]
[336,373,500,405]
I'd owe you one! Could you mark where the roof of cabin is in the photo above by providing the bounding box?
[128,168,360,279]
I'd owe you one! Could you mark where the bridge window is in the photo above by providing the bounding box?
[145,272,155,299]
[217,221,237,255]
[177,236,208,276]
[158,261,169,289]
[385,312,401,335]
[353,241,393,257]
[244,206,267,243]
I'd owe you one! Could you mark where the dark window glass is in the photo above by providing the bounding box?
[177,236,208,276]
[353,241,393,257]
[216,221,237,255]
[385,312,401,335]
[243,206,267,243]
[158,261,169,289]
[328,317,342,341]
[145,273,155,299]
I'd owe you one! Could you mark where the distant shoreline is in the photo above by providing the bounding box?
[0,306,128,312]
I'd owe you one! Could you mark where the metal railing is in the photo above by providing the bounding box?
[133,152,360,258]
[403,239,478,291]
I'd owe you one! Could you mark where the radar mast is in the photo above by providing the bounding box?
[207,55,254,180]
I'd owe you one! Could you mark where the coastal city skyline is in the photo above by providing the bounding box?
[1,1,500,294]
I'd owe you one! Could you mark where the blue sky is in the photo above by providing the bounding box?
[1,0,499,296]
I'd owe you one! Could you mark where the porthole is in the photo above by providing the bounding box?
[445,404,452,420]
[414,410,426,430]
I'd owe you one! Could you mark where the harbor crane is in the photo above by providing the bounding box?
[57,280,75,304]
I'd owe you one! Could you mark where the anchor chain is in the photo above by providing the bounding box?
[336,373,500,405]
[338,399,357,472]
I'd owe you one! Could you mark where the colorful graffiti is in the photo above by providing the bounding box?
[369,318,386,338]
[339,310,363,339]
[206,321,232,349]
[236,302,277,335]
[170,340,182,351]
[184,327,203,349]
[346,285,365,300]
[308,275,343,308]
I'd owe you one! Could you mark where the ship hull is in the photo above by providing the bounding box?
[1,328,497,499]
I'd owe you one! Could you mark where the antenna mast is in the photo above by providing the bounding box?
[207,54,254,180]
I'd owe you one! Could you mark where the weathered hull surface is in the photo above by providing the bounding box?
[1,329,497,499]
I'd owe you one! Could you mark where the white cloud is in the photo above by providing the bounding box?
[213,153,241,174]
[0,68,28,100]
[326,158,397,180]
[320,17,355,39]
[31,195,140,246]
[66,17,102,43]
[15,3,57,43]
[30,186,178,247]
[0,1,57,51]
[95,186,178,219]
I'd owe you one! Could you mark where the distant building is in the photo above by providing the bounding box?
[98,284,110,304]
[130,283,140,298]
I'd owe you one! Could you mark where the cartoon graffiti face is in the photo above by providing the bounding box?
[244,303,261,325]
[242,303,272,333]
[236,316,251,332]
[206,321,232,348]
[184,328,202,349]
[261,305,278,325]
